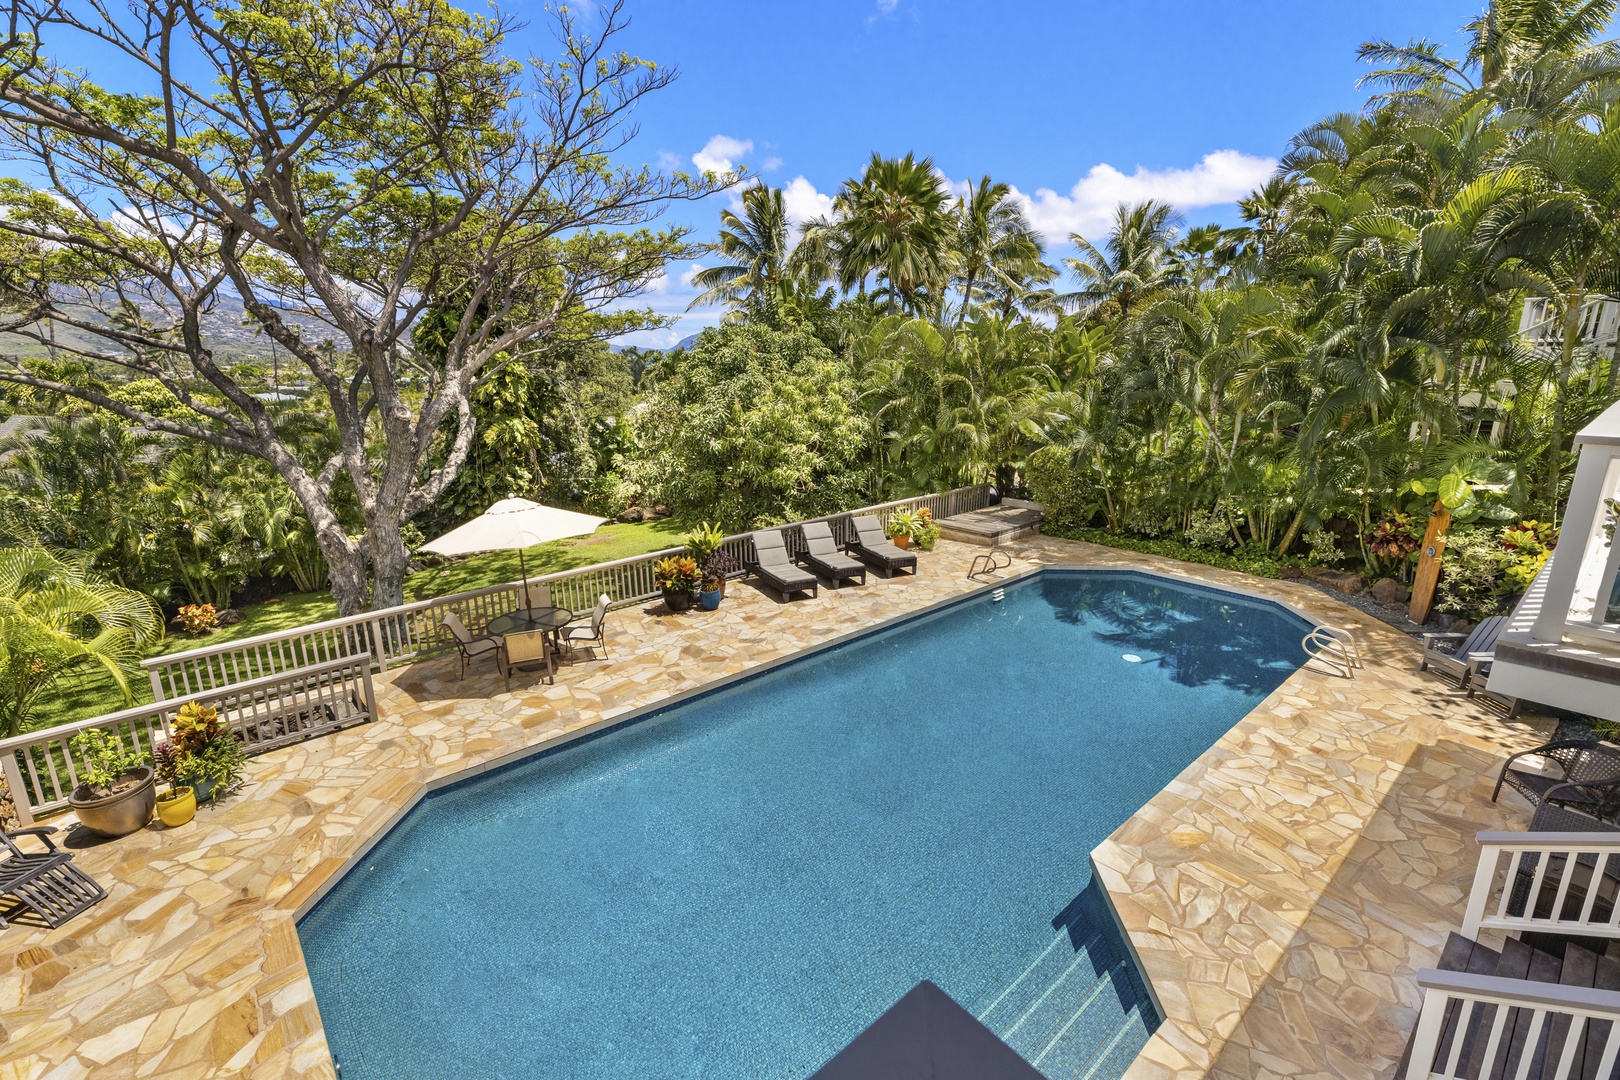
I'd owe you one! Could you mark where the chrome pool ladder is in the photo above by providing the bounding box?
[1302,624,1362,678]
[969,547,1013,581]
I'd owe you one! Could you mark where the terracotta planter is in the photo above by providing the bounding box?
[892,534,912,550]
[156,786,196,828]
[70,766,156,838]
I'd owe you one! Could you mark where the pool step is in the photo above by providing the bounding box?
[977,927,1152,1079]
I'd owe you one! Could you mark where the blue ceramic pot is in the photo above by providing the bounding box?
[698,589,722,611]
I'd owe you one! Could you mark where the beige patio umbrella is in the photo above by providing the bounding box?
[419,498,608,594]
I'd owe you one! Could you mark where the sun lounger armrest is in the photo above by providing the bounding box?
[3,825,61,854]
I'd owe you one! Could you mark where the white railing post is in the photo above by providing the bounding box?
[1404,981,1453,1080]
[1461,845,1502,938]
[1,749,33,828]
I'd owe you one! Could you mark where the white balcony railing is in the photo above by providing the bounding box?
[1405,969,1620,1079]
[0,655,376,827]
[1462,831,1620,941]
[142,485,993,702]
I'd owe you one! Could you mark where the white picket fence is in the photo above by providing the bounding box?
[143,485,992,702]
[0,655,376,827]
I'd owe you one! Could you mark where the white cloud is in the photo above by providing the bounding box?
[874,0,899,13]
[762,156,783,172]
[656,150,681,171]
[645,272,670,295]
[678,262,705,288]
[1010,150,1277,243]
[781,176,835,226]
[693,134,753,175]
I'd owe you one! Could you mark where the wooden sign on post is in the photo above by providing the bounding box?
[1408,499,1452,625]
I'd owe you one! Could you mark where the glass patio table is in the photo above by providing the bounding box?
[486,606,573,648]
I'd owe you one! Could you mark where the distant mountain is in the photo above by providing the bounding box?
[0,290,339,365]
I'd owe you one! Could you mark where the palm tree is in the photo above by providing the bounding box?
[1059,201,1184,320]
[0,545,163,738]
[687,184,794,321]
[834,153,952,315]
[1501,95,1620,513]
[948,177,1051,327]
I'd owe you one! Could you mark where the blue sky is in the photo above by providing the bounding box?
[536,0,1492,346]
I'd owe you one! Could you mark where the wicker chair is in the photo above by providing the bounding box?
[1493,740,1620,821]
[798,520,867,588]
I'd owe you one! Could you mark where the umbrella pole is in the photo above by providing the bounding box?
[519,547,528,604]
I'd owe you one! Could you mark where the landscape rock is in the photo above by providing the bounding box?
[1368,578,1410,606]
[1310,569,1365,596]
[1277,566,1306,580]
[616,506,648,523]
[215,608,243,627]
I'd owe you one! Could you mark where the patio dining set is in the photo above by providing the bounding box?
[440,585,611,689]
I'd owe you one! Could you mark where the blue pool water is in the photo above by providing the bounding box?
[299,570,1313,1079]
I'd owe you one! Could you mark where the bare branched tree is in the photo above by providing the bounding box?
[0,0,724,612]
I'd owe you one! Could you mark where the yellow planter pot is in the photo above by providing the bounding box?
[156,786,197,828]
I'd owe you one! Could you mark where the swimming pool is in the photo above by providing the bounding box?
[298,569,1314,1079]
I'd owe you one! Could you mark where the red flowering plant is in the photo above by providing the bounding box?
[1363,512,1422,576]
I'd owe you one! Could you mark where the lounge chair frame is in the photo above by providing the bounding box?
[442,612,500,680]
[798,521,867,588]
[1,825,106,930]
[747,530,820,602]
[846,516,918,578]
[559,593,612,660]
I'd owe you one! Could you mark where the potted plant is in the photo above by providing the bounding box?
[915,507,942,551]
[698,571,724,611]
[156,701,247,805]
[887,509,923,550]
[68,728,156,838]
[653,555,702,612]
[683,522,736,596]
[153,753,196,828]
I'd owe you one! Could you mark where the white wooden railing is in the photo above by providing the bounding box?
[143,485,992,701]
[1,655,376,827]
[1462,831,1620,940]
[1404,969,1620,1079]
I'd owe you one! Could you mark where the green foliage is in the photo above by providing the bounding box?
[1042,522,1295,579]
[157,702,246,800]
[1302,529,1343,565]
[1435,519,1562,619]
[886,509,924,540]
[69,728,147,796]
[652,556,701,594]
[682,522,726,562]
[0,546,163,738]
[625,325,868,529]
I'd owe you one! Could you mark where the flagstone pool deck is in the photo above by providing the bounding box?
[0,536,1549,1080]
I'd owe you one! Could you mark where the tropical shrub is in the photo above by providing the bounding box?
[176,603,219,635]
[69,728,147,796]
[155,701,246,799]
[1435,525,1505,619]
[1183,512,1234,551]
[1302,529,1342,566]
[1364,514,1422,577]
[0,546,163,738]
[1024,446,1094,527]
[1498,520,1557,595]
[624,325,868,530]
[652,556,701,594]
[886,509,924,540]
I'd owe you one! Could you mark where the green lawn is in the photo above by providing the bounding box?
[25,519,688,732]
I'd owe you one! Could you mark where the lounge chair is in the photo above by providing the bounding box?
[1493,739,1620,821]
[748,530,820,602]
[560,593,611,659]
[798,521,867,588]
[498,629,554,689]
[442,612,500,680]
[1,825,107,930]
[1420,614,1508,688]
[847,515,918,578]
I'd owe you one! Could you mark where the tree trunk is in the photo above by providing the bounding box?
[1275,506,1306,556]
